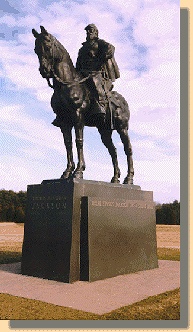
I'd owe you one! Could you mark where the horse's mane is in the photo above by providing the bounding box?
[48,33,75,73]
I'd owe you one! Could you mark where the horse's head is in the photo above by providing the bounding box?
[32,26,76,84]
[32,26,57,79]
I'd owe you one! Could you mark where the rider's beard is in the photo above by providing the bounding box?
[87,31,98,42]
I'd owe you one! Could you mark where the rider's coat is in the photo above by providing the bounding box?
[76,39,120,81]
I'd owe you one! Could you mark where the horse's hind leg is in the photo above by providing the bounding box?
[98,129,121,183]
[117,128,134,184]
[60,125,75,179]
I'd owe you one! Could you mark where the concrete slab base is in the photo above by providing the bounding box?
[0,260,180,315]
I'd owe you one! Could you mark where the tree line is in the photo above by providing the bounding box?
[156,200,180,225]
[0,190,27,223]
[0,189,180,224]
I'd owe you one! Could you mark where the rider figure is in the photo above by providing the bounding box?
[52,23,120,126]
[76,23,120,116]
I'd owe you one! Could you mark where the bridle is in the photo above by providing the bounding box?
[42,37,91,89]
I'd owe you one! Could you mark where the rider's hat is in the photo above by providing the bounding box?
[84,24,98,32]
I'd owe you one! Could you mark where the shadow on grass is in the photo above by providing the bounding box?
[0,251,22,264]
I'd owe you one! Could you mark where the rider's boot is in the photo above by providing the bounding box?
[52,116,62,127]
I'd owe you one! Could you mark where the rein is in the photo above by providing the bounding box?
[45,39,91,89]
[49,71,91,89]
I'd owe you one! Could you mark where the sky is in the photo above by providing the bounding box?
[0,0,180,203]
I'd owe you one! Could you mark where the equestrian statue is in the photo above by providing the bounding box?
[32,25,134,184]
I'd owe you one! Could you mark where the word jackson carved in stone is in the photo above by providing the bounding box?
[32,25,134,184]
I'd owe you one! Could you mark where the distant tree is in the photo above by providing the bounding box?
[0,190,27,223]
[14,206,26,223]
[156,200,180,225]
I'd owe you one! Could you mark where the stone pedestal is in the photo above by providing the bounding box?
[21,179,158,283]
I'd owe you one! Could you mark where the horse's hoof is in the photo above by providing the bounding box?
[60,171,72,179]
[111,177,120,184]
[61,174,70,179]
[123,177,133,185]
[73,171,83,179]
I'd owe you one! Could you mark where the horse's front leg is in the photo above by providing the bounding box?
[98,129,121,183]
[73,124,85,179]
[60,125,75,179]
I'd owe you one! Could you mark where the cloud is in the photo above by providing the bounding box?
[0,103,63,152]
[134,156,180,203]
[133,2,179,44]
[0,0,180,203]
[0,0,19,14]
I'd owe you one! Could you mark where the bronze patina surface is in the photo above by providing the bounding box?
[32,25,134,185]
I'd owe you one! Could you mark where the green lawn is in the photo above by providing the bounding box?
[0,246,180,320]
[157,247,180,261]
[0,242,23,264]
[0,288,180,320]
[101,288,180,320]
[0,224,180,320]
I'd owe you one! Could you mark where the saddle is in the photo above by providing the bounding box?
[52,91,120,129]
[85,91,120,129]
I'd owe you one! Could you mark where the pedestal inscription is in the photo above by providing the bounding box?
[80,196,158,282]
[21,180,74,282]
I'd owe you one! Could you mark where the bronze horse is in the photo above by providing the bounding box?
[32,26,134,184]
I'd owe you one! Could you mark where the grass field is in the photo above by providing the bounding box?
[0,288,180,320]
[156,225,180,248]
[0,222,180,320]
